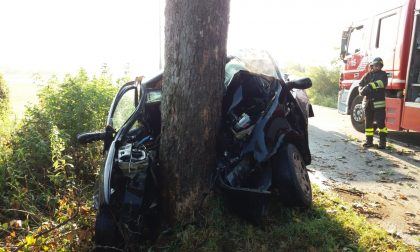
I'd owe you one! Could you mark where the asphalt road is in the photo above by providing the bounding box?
[307,105,420,249]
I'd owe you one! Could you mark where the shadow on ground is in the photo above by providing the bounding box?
[308,124,418,184]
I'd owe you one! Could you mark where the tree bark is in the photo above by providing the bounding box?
[159,0,230,224]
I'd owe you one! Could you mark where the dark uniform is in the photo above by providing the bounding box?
[358,57,388,149]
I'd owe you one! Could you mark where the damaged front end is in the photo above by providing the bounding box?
[217,51,313,223]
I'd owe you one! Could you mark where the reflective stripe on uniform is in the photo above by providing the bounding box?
[365,128,374,136]
[369,80,385,89]
[369,82,377,89]
[375,80,384,88]
[374,101,386,108]
[379,127,388,133]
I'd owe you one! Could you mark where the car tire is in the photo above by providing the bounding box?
[94,207,122,251]
[272,143,312,208]
[350,95,365,133]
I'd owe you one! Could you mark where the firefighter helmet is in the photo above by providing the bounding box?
[370,57,384,67]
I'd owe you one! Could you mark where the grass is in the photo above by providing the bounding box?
[387,143,396,151]
[346,134,361,143]
[2,185,414,252]
[151,185,415,252]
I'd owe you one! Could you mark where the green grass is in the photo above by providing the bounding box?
[151,186,414,252]
[1,186,414,251]
[346,134,362,143]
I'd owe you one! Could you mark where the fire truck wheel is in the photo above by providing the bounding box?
[350,95,365,133]
[272,143,312,208]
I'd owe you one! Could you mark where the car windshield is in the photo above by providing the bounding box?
[224,49,282,87]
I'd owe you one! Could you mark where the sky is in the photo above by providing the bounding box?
[0,0,397,112]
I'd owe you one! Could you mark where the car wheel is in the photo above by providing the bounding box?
[272,143,312,208]
[350,95,365,133]
[94,206,122,251]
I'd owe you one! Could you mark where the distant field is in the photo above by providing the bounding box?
[4,72,39,118]
[3,66,148,118]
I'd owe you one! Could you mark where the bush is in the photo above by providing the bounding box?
[283,62,339,108]
[0,73,11,194]
[0,69,119,250]
[1,69,118,211]
[305,65,339,108]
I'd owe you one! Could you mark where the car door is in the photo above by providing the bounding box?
[103,81,140,152]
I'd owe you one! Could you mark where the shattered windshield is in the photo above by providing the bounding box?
[224,49,282,86]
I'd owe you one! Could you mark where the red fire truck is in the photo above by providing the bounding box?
[338,0,420,132]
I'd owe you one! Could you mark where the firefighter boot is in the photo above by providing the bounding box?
[363,136,374,148]
[378,133,387,149]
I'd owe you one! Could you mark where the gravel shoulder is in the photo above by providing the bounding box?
[307,105,420,249]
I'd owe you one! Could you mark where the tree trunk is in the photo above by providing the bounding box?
[159,0,230,224]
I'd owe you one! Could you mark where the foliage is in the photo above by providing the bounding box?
[0,73,11,196]
[1,128,96,251]
[0,187,95,251]
[1,69,116,206]
[0,69,118,251]
[38,69,116,145]
[0,122,96,251]
[283,62,340,108]
[283,63,307,78]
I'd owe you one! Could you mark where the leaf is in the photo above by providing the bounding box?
[1,222,8,229]
[399,194,408,200]
[67,207,73,216]
[25,235,36,245]
[80,205,91,215]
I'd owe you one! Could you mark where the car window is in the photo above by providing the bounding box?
[111,88,137,130]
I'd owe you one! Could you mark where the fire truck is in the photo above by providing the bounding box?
[338,0,420,133]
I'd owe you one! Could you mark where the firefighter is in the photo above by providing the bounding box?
[358,57,388,149]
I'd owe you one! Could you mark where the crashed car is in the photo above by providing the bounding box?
[77,49,314,248]
[217,50,313,223]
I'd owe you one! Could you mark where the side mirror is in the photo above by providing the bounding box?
[340,30,350,60]
[285,77,312,90]
[77,132,106,145]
